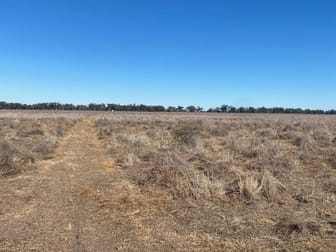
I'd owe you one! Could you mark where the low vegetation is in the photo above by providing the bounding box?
[0,115,76,176]
[1,111,335,250]
[95,113,336,250]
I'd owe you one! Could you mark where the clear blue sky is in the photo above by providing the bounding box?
[0,0,335,109]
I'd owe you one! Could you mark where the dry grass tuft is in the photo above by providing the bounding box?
[262,170,285,202]
[0,141,19,175]
[34,135,57,156]
[276,216,321,237]
[173,122,202,149]
[293,133,316,151]
[239,173,262,200]
[143,153,217,200]
[239,171,286,202]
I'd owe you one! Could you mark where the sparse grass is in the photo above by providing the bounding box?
[1,111,336,251]
[0,113,76,176]
[94,113,336,251]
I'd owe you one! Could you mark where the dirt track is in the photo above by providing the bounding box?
[0,117,143,251]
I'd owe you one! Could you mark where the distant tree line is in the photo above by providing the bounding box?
[0,102,166,112]
[0,102,335,114]
[206,104,336,114]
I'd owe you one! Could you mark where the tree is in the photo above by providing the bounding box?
[0,101,332,114]
[177,106,185,112]
[186,105,197,112]
[220,104,229,112]
[167,106,177,112]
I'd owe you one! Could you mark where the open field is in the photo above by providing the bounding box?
[0,111,336,251]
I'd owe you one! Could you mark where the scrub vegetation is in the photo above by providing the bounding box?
[1,111,335,251]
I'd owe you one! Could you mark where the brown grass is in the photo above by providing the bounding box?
[0,141,19,175]
[95,112,336,250]
[1,111,335,251]
[0,114,77,175]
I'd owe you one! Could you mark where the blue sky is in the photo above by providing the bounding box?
[0,0,335,109]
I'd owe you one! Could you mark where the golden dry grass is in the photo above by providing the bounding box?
[0,111,335,251]
[95,112,336,251]
[0,114,77,176]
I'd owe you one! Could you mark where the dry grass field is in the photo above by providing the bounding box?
[0,110,335,251]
